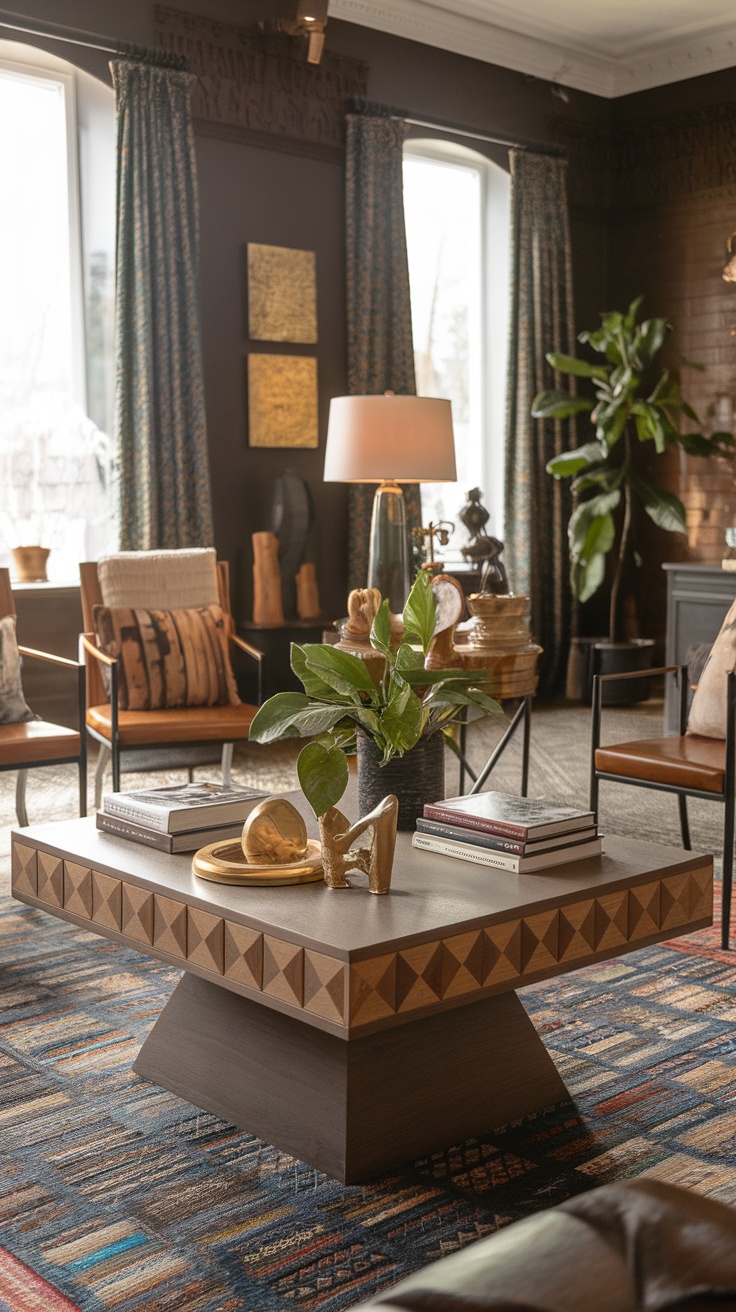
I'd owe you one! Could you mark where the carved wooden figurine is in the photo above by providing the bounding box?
[295,562,321,619]
[319,795,399,894]
[425,574,465,670]
[252,531,284,624]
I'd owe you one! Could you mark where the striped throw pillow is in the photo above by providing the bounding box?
[93,605,241,711]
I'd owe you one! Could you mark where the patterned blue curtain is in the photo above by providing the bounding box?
[504,150,576,695]
[345,111,421,589]
[111,60,213,550]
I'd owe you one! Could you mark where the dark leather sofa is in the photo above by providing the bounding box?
[357,1180,736,1311]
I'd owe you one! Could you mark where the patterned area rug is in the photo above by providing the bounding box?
[1,701,734,1310]
[0,900,734,1310]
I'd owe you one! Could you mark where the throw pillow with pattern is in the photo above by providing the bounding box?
[93,604,241,712]
[0,615,38,723]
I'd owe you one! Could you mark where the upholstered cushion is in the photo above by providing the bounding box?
[0,721,80,766]
[595,735,726,793]
[0,615,37,724]
[98,549,220,610]
[86,702,257,747]
[93,605,240,711]
[358,1180,736,1311]
[687,599,736,738]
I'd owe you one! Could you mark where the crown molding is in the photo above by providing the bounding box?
[330,0,736,98]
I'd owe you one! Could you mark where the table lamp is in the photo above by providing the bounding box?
[323,393,456,611]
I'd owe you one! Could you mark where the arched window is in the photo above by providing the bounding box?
[403,139,510,555]
[0,39,116,581]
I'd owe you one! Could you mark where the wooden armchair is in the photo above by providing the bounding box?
[0,569,86,825]
[80,554,263,805]
[590,665,735,949]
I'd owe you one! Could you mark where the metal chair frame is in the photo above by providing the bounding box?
[0,644,87,826]
[590,664,736,950]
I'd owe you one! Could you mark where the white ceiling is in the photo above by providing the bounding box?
[330,0,736,97]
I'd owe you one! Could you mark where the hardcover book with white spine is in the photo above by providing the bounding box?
[102,783,268,833]
[412,832,603,872]
[423,791,594,840]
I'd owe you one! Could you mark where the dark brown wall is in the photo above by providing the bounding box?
[604,73,736,646]
[3,0,611,626]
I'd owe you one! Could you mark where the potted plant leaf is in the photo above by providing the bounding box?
[248,571,502,829]
[532,297,735,699]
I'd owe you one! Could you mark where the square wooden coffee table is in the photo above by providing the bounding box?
[11,802,712,1182]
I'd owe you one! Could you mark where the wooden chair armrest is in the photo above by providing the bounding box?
[230,634,264,664]
[230,634,264,705]
[18,645,80,670]
[80,634,118,668]
[596,665,679,683]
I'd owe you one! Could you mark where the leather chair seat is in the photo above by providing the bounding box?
[595,734,725,793]
[86,703,258,748]
[0,721,81,767]
[358,1180,736,1311]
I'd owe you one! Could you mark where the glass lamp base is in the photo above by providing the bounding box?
[367,481,411,612]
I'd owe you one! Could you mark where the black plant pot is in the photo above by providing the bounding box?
[357,733,445,831]
[594,638,655,705]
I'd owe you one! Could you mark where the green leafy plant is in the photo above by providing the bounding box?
[248,571,502,817]
[532,298,735,642]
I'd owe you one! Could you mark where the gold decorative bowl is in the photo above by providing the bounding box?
[192,838,323,886]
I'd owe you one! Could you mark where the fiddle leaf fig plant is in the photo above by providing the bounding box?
[248,570,502,818]
[533,297,736,642]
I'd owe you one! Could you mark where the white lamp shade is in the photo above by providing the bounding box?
[323,394,456,483]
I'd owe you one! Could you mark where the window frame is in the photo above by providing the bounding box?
[402,136,510,542]
[0,53,87,409]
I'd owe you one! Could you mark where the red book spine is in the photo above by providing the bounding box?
[422,804,527,839]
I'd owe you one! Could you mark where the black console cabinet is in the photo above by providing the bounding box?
[663,563,736,732]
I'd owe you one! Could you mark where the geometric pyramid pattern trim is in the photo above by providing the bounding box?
[153,896,188,960]
[63,863,93,920]
[187,908,224,974]
[13,840,713,1037]
[303,950,346,1023]
[36,851,64,908]
[11,842,37,898]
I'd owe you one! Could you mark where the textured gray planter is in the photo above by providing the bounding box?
[357,732,445,831]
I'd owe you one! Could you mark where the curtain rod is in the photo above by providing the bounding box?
[0,7,187,68]
[402,114,566,158]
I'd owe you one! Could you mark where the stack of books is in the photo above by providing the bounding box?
[97,782,269,853]
[413,791,601,872]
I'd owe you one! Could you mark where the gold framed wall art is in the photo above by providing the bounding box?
[247,243,318,344]
[247,354,318,448]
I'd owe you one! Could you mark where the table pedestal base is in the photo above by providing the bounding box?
[133,974,570,1183]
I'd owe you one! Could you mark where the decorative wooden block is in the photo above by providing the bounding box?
[121,884,155,945]
[688,866,714,922]
[247,354,318,449]
[262,935,304,1006]
[187,908,224,974]
[11,843,37,897]
[247,243,317,344]
[349,954,397,1026]
[484,921,523,986]
[628,880,661,940]
[303,951,346,1024]
[558,899,597,963]
[439,930,487,1000]
[63,862,93,919]
[592,889,629,951]
[37,851,63,907]
[153,895,188,960]
[223,921,263,990]
[395,941,450,1014]
[91,872,122,931]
